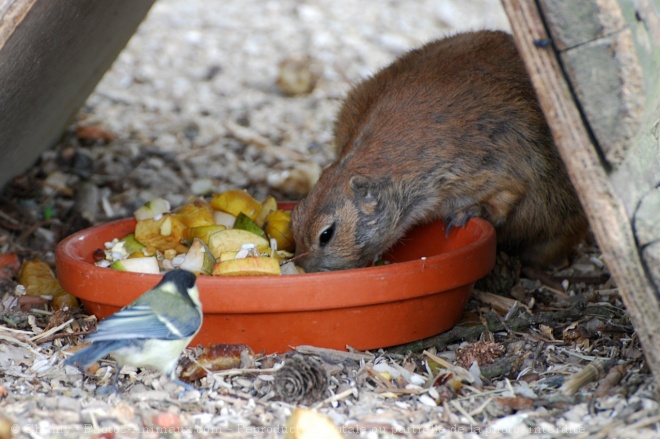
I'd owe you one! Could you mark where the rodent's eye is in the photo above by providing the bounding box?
[318,223,335,248]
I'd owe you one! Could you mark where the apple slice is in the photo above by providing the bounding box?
[212,256,281,276]
[264,210,295,252]
[135,214,189,254]
[210,189,262,220]
[214,210,236,228]
[255,195,277,228]
[110,256,160,274]
[183,224,226,245]
[134,198,171,221]
[208,229,270,258]
[174,198,215,227]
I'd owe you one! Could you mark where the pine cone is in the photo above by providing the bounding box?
[274,354,328,405]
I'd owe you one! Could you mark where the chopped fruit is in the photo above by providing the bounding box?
[174,198,215,227]
[208,229,270,258]
[255,195,277,227]
[213,210,236,228]
[212,256,281,276]
[120,233,145,254]
[134,198,171,221]
[135,214,188,254]
[179,239,216,275]
[183,224,226,245]
[234,212,266,238]
[210,189,262,220]
[110,256,160,274]
[264,210,295,252]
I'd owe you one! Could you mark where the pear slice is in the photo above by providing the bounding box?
[234,212,266,238]
[179,238,216,275]
[119,233,145,254]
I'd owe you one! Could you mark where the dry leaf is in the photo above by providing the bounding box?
[456,341,505,369]
[0,253,20,282]
[497,396,534,411]
[179,344,255,381]
[75,125,117,143]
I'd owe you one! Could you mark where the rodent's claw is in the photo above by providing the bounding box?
[443,210,479,236]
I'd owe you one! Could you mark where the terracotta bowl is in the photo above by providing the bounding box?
[56,212,496,353]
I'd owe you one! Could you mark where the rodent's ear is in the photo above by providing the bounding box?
[350,175,379,203]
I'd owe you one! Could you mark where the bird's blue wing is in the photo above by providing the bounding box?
[87,305,201,342]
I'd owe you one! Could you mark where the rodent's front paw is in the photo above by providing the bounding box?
[443,207,483,235]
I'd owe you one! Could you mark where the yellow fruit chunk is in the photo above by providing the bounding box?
[284,408,343,439]
[208,229,270,258]
[135,214,189,254]
[255,195,278,227]
[18,259,68,298]
[174,198,215,228]
[264,210,295,252]
[212,257,281,276]
[218,251,238,262]
[183,224,226,245]
[210,190,262,221]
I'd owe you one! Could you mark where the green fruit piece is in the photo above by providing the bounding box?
[179,238,216,275]
[110,257,160,274]
[120,233,145,254]
[234,212,266,238]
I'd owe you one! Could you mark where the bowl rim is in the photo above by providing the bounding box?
[56,217,496,313]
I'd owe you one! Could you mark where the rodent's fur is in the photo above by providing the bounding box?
[291,30,588,272]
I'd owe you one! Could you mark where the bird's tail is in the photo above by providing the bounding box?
[64,340,131,368]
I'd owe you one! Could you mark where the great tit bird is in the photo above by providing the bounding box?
[64,269,202,391]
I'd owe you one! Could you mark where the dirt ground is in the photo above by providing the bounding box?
[1,0,659,438]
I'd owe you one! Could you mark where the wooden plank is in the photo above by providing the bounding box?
[0,0,155,189]
[501,0,660,394]
[539,0,626,50]
[539,0,644,165]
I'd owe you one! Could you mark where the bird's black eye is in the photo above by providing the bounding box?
[319,223,335,247]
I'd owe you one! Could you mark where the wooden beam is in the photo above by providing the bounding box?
[0,0,155,188]
[501,0,660,393]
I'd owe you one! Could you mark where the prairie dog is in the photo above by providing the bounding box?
[291,31,587,272]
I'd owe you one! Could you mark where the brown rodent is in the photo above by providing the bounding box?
[291,30,588,272]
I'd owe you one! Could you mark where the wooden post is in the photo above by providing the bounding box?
[0,0,155,188]
[501,0,660,392]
